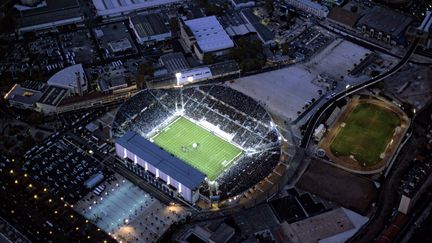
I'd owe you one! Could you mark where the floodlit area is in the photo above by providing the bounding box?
[229,66,320,121]
[307,39,371,78]
[74,174,188,242]
[151,116,243,181]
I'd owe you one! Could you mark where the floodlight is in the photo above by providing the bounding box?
[187,76,194,82]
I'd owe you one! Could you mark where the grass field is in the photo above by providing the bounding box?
[151,116,243,181]
[330,103,400,166]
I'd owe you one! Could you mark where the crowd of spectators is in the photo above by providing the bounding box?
[112,85,281,199]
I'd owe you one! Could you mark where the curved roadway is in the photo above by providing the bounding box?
[300,38,420,149]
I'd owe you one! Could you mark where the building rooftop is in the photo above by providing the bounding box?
[159,52,190,74]
[92,0,183,17]
[328,7,360,27]
[4,83,44,105]
[130,13,169,38]
[38,86,69,106]
[116,131,206,189]
[241,9,274,43]
[47,64,86,90]
[108,38,133,52]
[17,0,82,29]
[209,223,235,243]
[289,0,329,13]
[357,6,412,37]
[231,0,254,4]
[184,16,234,53]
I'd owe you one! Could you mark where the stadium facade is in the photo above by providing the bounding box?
[116,131,206,203]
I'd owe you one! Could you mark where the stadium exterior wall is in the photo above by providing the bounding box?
[115,136,198,203]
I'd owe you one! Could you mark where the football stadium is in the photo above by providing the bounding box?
[112,85,281,203]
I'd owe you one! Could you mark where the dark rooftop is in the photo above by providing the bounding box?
[38,86,68,106]
[328,7,360,27]
[130,13,170,38]
[17,0,82,28]
[241,8,274,43]
[356,6,412,37]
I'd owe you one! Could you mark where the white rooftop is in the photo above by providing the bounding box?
[47,64,85,89]
[185,16,234,53]
[92,0,183,16]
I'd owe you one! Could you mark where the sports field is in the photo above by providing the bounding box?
[330,103,400,166]
[151,116,243,181]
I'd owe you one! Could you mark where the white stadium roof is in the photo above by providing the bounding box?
[185,16,234,53]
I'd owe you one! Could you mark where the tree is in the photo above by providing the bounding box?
[138,61,154,77]
[205,4,223,16]
[203,53,216,65]
[135,61,154,89]
[264,0,274,15]
[169,18,180,32]
[281,43,290,55]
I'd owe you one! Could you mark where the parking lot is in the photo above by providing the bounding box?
[229,65,321,121]
[21,135,108,204]
[289,26,333,59]
[0,35,65,78]
[75,174,189,243]
[59,29,99,65]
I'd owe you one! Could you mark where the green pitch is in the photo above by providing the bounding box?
[330,103,400,166]
[151,116,243,181]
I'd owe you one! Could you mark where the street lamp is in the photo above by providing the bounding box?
[175,72,182,86]
[345,84,350,98]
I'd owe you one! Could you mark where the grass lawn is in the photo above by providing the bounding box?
[330,103,400,166]
[151,116,243,181]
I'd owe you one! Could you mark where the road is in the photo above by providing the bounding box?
[300,38,419,149]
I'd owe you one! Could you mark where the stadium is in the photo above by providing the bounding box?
[319,97,410,173]
[111,85,282,204]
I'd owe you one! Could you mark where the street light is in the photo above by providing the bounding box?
[345,84,350,98]
[175,72,182,86]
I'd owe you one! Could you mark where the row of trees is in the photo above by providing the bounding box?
[229,36,266,72]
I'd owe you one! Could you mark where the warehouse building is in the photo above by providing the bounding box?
[92,0,183,18]
[180,16,234,61]
[286,0,329,18]
[16,0,84,32]
[129,13,171,44]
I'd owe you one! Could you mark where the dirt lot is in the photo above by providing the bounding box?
[296,159,378,215]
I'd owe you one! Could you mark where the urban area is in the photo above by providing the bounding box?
[0,0,431,242]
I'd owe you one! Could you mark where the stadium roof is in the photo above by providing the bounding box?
[184,16,234,53]
[130,13,169,38]
[116,131,206,189]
